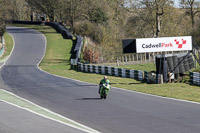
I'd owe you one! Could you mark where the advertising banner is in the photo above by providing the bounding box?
[136,36,192,53]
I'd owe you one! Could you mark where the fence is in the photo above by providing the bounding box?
[190,72,200,86]
[116,51,190,65]
[77,63,144,81]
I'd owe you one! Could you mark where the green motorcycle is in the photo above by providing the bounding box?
[100,83,110,99]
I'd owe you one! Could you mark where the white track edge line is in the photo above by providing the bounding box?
[0,99,98,133]
[0,32,15,69]
[31,27,200,105]
[0,89,100,133]
[37,66,200,106]
[3,27,100,133]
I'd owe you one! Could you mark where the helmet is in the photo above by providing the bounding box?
[104,76,108,80]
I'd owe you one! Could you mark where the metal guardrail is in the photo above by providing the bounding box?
[77,63,144,81]
[190,72,200,86]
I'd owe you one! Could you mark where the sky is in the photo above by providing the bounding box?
[174,0,180,7]
[124,0,181,8]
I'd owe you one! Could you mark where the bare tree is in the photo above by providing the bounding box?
[127,0,173,37]
[180,0,200,28]
[26,0,59,21]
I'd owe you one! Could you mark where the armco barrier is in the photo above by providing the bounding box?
[77,63,144,81]
[190,72,200,86]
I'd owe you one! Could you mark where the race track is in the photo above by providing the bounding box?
[0,101,85,133]
[1,27,200,133]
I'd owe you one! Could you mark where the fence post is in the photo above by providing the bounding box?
[125,55,128,63]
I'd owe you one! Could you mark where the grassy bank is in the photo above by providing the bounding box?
[118,63,156,72]
[0,32,14,60]
[11,24,200,103]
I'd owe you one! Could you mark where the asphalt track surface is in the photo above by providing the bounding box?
[1,27,200,133]
[0,101,85,133]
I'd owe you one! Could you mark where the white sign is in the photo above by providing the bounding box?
[136,36,192,53]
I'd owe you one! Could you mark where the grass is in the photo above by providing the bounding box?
[117,63,156,72]
[1,25,98,132]
[9,24,200,103]
[0,32,14,60]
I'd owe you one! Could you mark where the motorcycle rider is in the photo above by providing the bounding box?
[99,76,110,94]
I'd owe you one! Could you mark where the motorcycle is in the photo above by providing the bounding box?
[100,83,110,99]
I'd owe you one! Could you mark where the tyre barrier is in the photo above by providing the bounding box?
[77,63,144,81]
[45,22,73,39]
[190,72,200,86]
[13,21,42,25]
[45,22,83,60]
[156,53,195,75]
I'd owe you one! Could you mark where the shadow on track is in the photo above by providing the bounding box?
[77,98,101,100]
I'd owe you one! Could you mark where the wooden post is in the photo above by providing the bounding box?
[117,57,120,66]
[149,53,151,62]
[125,55,128,63]
[132,54,135,62]
[195,49,197,68]
[153,52,155,62]
[121,56,124,63]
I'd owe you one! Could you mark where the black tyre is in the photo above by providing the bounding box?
[103,91,107,99]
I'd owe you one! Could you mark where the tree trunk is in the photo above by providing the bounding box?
[155,12,160,37]
[190,7,195,28]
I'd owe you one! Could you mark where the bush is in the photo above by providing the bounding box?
[83,47,100,63]
[74,22,103,43]
[89,8,108,24]
[0,24,6,36]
